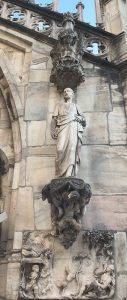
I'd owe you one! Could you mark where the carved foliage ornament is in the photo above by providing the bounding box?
[50,13,85,91]
[42,177,92,249]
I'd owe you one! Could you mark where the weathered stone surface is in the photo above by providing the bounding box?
[12,120,22,161]
[83,112,108,144]
[42,177,91,248]
[12,162,20,190]
[32,41,51,55]
[77,77,112,112]
[83,195,127,230]
[0,128,13,147]
[19,117,27,149]
[8,190,18,239]
[50,13,85,91]
[1,108,10,121]
[15,187,34,231]
[111,84,123,104]
[0,90,6,108]
[1,184,12,242]
[13,231,23,249]
[108,107,127,145]
[48,86,59,113]
[29,69,50,82]
[0,211,7,222]
[20,231,115,299]
[25,83,48,121]
[0,264,7,298]
[46,113,56,145]
[6,263,20,300]
[27,121,46,146]
[117,274,127,300]
[19,159,26,187]
[34,197,52,230]
[31,51,48,70]
[26,156,55,186]
[115,232,127,272]
[22,146,56,158]
[79,146,127,194]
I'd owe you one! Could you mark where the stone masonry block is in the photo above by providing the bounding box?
[83,195,127,231]
[25,83,48,121]
[15,187,34,231]
[26,156,55,186]
[79,145,127,194]
[115,232,127,272]
[27,121,46,146]
[83,112,108,144]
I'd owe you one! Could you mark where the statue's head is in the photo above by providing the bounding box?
[63,87,74,102]
[32,265,39,272]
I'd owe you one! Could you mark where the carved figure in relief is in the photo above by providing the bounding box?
[76,264,115,299]
[51,87,86,177]
[21,264,39,299]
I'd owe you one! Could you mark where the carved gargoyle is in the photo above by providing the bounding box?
[42,177,92,248]
[50,13,85,91]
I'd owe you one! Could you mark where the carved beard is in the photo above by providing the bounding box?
[64,100,72,113]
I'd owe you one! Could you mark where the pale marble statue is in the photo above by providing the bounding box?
[51,88,86,177]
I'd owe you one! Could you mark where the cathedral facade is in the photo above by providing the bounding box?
[0,0,127,299]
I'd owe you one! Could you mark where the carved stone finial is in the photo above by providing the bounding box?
[50,13,85,91]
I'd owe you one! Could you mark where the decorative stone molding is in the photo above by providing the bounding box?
[42,177,92,248]
[20,231,115,299]
[0,1,53,36]
[50,13,85,91]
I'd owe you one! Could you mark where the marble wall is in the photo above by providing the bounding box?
[0,25,126,300]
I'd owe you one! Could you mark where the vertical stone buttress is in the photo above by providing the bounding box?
[95,0,127,119]
[95,0,127,34]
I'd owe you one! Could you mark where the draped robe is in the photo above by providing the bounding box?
[51,101,85,177]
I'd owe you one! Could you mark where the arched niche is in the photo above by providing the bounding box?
[0,50,22,161]
[0,50,22,254]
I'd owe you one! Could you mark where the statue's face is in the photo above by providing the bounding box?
[63,88,73,101]
[32,265,39,272]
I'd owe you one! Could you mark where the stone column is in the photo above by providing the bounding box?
[94,0,102,25]
[53,0,58,11]
[76,2,84,22]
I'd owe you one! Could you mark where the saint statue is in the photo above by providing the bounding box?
[51,88,86,177]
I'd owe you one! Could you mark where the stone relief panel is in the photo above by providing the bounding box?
[20,231,115,299]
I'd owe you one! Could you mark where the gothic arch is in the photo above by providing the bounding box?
[0,49,22,160]
[0,49,23,118]
[0,50,23,252]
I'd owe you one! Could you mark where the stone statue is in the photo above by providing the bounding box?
[51,88,86,177]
